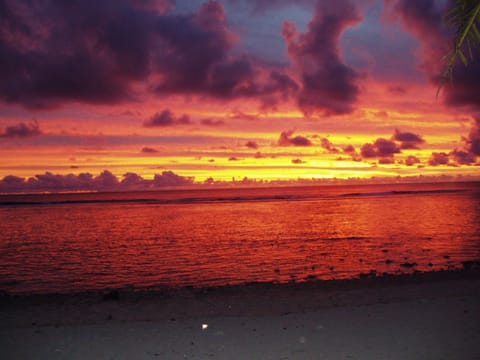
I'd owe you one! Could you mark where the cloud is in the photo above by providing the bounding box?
[360,143,378,158]
[141,146,159,153]
[121,172,146,187]
[387,86,407,94]
[450,149,476,165]
[447,116,480,165]
[0,0,295,109]
[200,118,226,126]
[153,170,194,186]
[391,0,448,75]
[320,137,339,153]
[143,110,191,127]
[278,130,312,146]
[392,129,425,149]
[465,116,480,156]
[245,140,259,149]
[282,0,361,115]
[291,158,305,164]
[391,0,480,111]
[0,0,156,108]
[229,111,259,121]
[379,157,395,164]
[343,144,361,161]
[0,170,194,193]
[428,152,449,166]
[0,121,41,138]
[361,138,400,158]
[343,144,356,154]
[405,155,421,166]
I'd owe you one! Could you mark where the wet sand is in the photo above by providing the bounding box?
[1,270,480,359]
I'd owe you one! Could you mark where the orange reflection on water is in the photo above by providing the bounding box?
[0,182,479,294]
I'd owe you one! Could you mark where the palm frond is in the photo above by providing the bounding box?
[437,0,480,96]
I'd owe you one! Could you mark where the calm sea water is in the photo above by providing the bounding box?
[1,182,479,295]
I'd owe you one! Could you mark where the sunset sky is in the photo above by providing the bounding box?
[1,0,479,191]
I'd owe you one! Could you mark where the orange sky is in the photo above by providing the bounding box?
[0,0,479,191]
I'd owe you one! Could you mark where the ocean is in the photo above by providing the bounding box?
[1,181,479,295]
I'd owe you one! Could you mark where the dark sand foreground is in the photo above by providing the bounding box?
[1,270,480,359]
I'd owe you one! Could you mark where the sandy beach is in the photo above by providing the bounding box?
[1,270,480,359]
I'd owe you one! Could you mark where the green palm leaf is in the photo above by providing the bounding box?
[437,0,480,96]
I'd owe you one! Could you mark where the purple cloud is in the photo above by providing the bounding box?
[245,140,259,149]
[282,0,361,115]
[0,0,295,109]
[0,121,41,138]
[361,138,400,158]
[428,152,449,166]
[278,130,312,146]
[450,150,476,165]
[153,171,194,187]
[393,129,425,149]
[392,0,480,111]
[405,155,421,166]
[143,110,191,127]
[141,146,159,153]
[465,116,480,156]
[200,118,226,126]
[320,137,339,153]
[0,170,195,193]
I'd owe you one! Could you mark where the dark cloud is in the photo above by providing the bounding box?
[392,0,447,74]
[0,0,157,108]
[392,129,425,149]
[374,138,401,156]
[141,146,159,153]
[465,116,480,156]
[320,137,339,153]
[428,152,449,166]
[228,156,240,161]
[450,149,476,165]
[0,121,41,138]
[253,151,265,158]
[121,172,146,187]
[153,170,194,186]
[143,110,191,127]
[245,140,259,149]
[343,144,361,161]
[200,118,225,126]
[278,130,312,146]
[95,170,120,187]
[360,143,378,158]
[405,155,421,166]
[379,157,395,164]
[282,0,361,115]
[152,2,298,106]
[291,158,305,164]
[361,138,400,158]
[0,170,194,192]
[392,0,480,111]
[446,116,480,165]
[0,0,295,109]
[387,86,407,95]
[229,111,259,121]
